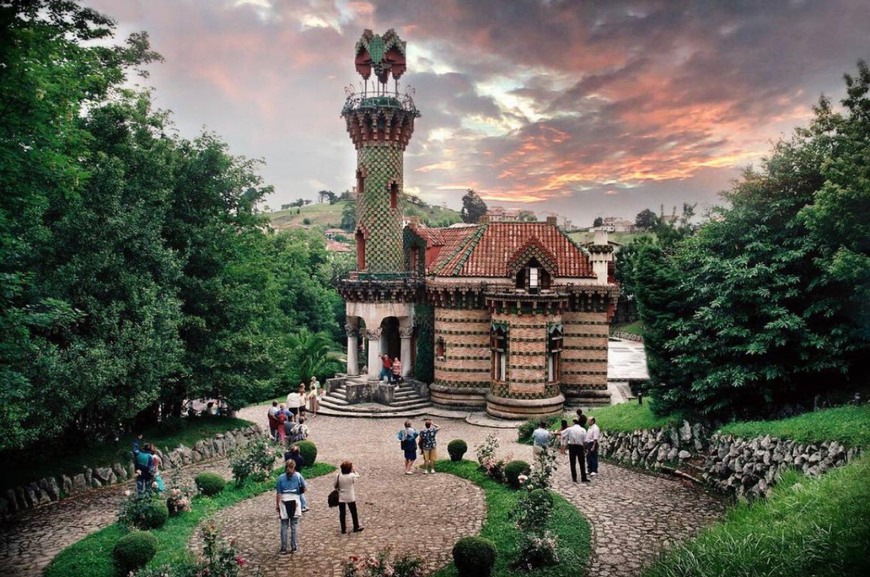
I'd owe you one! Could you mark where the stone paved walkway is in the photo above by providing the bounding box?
[0,403,725,577]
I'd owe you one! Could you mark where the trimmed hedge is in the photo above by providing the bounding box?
[453,536,497,577]
[447,439,468,462]
[297,440,317,467]
[194,472,225,496]
[504,460,531,489]
[113,531,157,574]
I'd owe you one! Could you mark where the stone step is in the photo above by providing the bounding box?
[317,402,433,419]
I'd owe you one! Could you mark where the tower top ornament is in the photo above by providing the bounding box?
[354,29,407,84]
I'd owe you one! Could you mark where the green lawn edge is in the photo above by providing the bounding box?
[431,460,592,577]
[718,404,870,447]
[3,416,255,492]
[45,461,335,577]
[643,455,870,577]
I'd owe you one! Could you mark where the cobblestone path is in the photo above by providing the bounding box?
[0,403,726,577]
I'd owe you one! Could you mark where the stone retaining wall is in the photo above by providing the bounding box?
[610,331,643,342]
[600,420,862,498]
[1,424,261,516]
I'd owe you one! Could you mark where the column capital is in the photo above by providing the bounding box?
[365,327,382,340]
[345,323,359,338]
[399,326,414,339]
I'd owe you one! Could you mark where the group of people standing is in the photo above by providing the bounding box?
[397,418,440,474]
[532,409,600,483]
[267,377,325,446]
[379,353,403,384]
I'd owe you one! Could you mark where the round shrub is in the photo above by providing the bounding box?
[504,459,531,489]
[453,536,497,577]
[296,440,317,467]
[194,472,225,496]
[139,498,169,529]
[118,493,169,530]
[113,531,158,574]
[447,439,468,462]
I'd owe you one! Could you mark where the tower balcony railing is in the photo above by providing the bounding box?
[337,271,424,292]
[341,92,420,117]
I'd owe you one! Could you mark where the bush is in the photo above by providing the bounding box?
[113,531,158,574]
[504,460,531,489]
[194,472,225,496]
[230,436,275,485]
[452,536,497,577]
[514,488,555,533]
[118,493,169,530]
[296,440,317,467]
[517,416,559,444]
[515,531,560,570]
[447,439,468,462]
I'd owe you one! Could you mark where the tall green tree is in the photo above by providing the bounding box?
[460,189,487,223]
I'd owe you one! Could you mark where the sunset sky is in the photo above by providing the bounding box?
[83,0,869,226]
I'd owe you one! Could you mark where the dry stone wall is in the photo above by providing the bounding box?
[601,420,862,499]
[1,424,261,516]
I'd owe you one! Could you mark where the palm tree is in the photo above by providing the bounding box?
[285,328,334,383]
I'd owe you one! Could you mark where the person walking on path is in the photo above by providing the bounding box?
[566,418,590,483]
[134,444,154,495]
[283,445,309,512]
[336,460,363,534]
[276,403,288,446]
[267,401,280,441]
[398,420,419,474]
[286,388,301,420]
[586,417,600,476]
[276,459,306,554]
[418,419,440,474]
[532,421,551,459]
[308,382,319,417]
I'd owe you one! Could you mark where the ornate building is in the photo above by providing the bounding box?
[337,30,618,418]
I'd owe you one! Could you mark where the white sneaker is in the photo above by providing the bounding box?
[590,472,597,477]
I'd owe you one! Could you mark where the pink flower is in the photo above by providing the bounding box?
[236,556,246,566]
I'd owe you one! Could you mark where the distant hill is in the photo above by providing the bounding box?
[567,230,656,246]
[266,198,462,232]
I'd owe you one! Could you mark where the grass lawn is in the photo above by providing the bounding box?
[585,402,681,433]
[643,455,870,577]
[612,320,644,336]
[45,462,335,577]
[718,404,870,447]
[2,415,254,492]
[431,460,591,577]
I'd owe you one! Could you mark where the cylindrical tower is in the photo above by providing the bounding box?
[342,29,420,274]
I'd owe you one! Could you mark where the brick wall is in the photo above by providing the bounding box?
[433,307,490,389]
[561,310,609,391]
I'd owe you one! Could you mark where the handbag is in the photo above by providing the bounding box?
[327,473,340,507]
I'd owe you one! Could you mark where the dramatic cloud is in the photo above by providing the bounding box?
[84,0,869,225]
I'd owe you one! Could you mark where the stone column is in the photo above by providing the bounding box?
[345,322,359,376]
[366,328,383,381]
[399,326,413,377]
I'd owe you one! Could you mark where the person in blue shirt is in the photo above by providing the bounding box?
[283,445,309,512]
[532,421,552,459]
[275,460,306,554]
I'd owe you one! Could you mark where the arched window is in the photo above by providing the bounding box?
[490,323,508,382]
[356,169,365,197]
[547,324,563,383]
[390,181,398,209]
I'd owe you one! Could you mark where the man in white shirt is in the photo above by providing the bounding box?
[286,389,301,419]
[565,418,590,483]
[586,417,600,476]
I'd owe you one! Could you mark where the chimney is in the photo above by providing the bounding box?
[546,216,558,226]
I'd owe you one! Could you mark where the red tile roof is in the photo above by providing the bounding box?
[412,221,594,278]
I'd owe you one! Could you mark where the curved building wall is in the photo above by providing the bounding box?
[560,311,610,397]
[430,307,489,407]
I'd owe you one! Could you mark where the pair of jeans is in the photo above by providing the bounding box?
[587,448,598,474]
[338,501,360,533]
[280,500,299,551]
[568,444,588,482]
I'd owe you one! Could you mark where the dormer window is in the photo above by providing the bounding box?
[515,258,550,293]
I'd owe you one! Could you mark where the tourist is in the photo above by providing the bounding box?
[276,403,288,446]
[134,444,154,495]
[276,459,306,554]
[286,388,300,419]
[131,431,144,459]
[289,416,309,443]
[336,460,363,534]
[532,420,551,459]
[145,444,165,493]
[391,357,403,384]
[283,445,309,512]
[576,407,588,427]
[566,418,590,483]
[586,417,600,477]
[419,418,440,474]
[398,420,419,474]
[380,353,392,382]
[297,384,307,418]
[308,381,319,417]
[554,419,569,455]
[267,401,280,441]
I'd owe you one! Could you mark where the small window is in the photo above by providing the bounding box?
[356,169,365,197]
[390,182,398,209]
[436,337,446,359]
[355,229,366,270]
[491,324,507,382]
[547,324,563,383]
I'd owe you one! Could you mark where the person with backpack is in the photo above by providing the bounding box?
[134,445,154,495]
[397,420,418,474]
[276,459,306,554]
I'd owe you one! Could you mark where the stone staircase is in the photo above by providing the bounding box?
[317,380,432,418]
